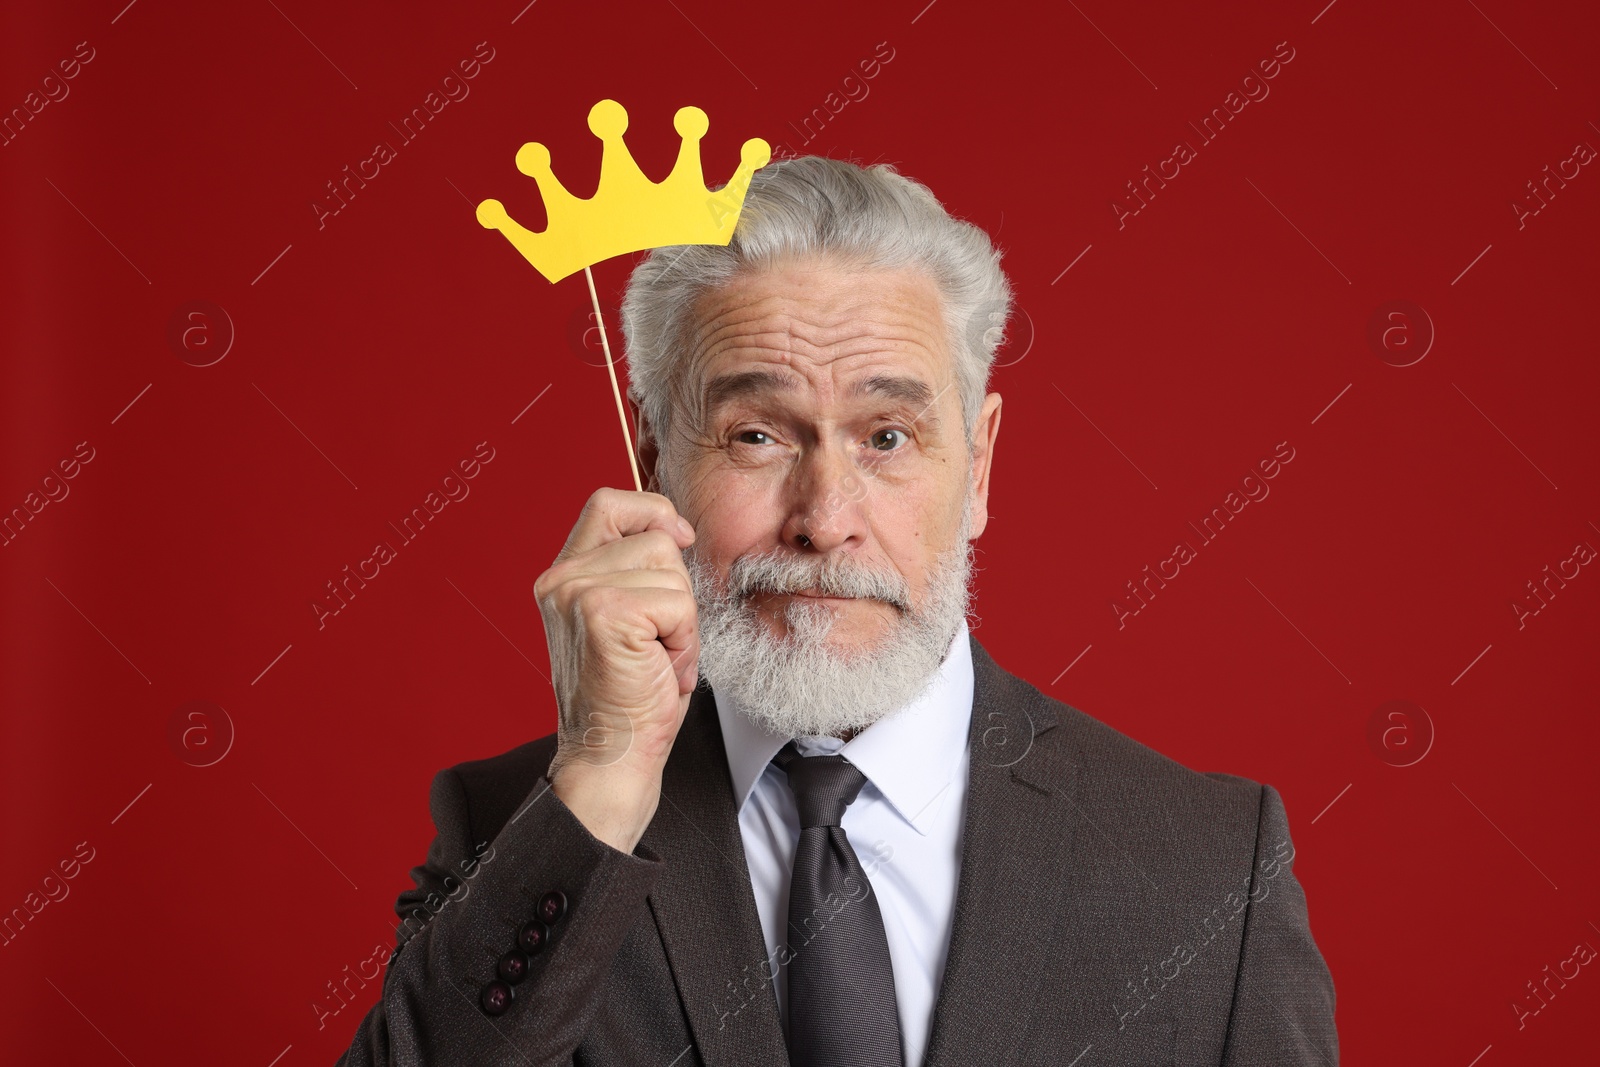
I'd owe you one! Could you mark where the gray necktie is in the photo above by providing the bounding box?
[773,741,904,1066]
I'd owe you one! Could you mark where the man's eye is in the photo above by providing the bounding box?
[868,428,909,451]
[736,430,774,445]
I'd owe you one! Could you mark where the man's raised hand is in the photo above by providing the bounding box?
[534,489,699,854]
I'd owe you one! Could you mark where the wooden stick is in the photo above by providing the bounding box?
[583,264,642,491]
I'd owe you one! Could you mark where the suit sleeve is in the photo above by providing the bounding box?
[1219,784,1339,1066]
[336,769,663,1067]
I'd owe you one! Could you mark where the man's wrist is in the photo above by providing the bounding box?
[548,760,661,854]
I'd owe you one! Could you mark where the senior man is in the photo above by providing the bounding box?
[339,157,1337,1066]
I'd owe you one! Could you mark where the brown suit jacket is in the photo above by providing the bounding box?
[338,637,1338,1065]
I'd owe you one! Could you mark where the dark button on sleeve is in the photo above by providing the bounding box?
[538,890,568,924]
[519,919,550,956]
[479,980,514,1016]
[497,950,530,985]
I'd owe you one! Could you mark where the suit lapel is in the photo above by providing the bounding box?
[923,639,1083,1067]
[640,684,790,1067]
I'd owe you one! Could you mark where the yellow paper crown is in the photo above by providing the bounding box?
[475,99,771,283]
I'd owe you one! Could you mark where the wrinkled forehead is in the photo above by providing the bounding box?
[676,258,954,423]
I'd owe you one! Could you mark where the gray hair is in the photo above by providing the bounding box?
[619,156,1013,458]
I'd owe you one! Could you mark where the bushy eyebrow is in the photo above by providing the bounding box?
[848,374,935,412]
[704,370,938,420]
[703,369,798,412]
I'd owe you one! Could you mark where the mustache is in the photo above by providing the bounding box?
[694,548,914,614]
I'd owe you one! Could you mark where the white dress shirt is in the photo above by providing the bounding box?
[713,620,974,1067]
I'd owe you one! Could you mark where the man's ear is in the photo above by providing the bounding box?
[968,392,1002,539]
[633,401,661,492]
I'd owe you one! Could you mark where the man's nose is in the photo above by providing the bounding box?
[781,444,869,554]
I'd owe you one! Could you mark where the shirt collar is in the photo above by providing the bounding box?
[714,619,974,836]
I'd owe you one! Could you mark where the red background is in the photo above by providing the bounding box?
[3,0,1597,1063]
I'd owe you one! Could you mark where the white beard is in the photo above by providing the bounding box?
[682,499,974,739]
